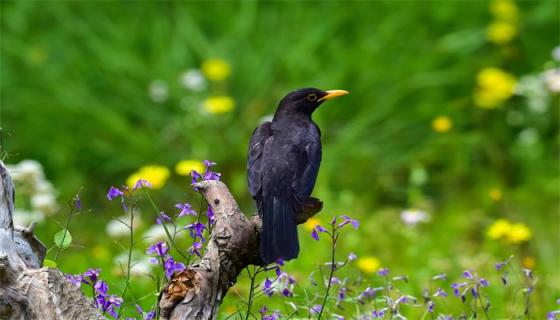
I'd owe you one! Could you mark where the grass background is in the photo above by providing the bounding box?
[1,1,558,318]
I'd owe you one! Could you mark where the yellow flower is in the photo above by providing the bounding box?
[303,217,321,232]
[474,68,516,108]
[357,256,381,274]
[507,223,531,244]
[490,0,518,22]
[487,21,517,45]
[487,219,512,240]
[432,116,453,133]
[489,188,503,201]
[126,165,170,190]
[522,256,536,269]
[203,96,235,114]
[91,245,111,261]
[175,160,205,176]
[201,58,231,81]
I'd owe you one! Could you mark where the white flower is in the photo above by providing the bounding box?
[400,209,430,226]
[552,46,560,61]
[543,69,560,93]
[31,193,58,215]
[149,80,169,103]
[8,160,44,183]
[180,69,206,91]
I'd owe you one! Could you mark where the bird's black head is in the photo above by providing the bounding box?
[275,87,349,117]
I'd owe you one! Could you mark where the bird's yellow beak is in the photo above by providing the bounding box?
[318,89,349,102]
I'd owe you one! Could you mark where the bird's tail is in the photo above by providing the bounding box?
[260,193,299,264]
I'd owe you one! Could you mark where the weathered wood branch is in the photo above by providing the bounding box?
[158,180,322,320]
[0,162,322,320]
[0,161,101,320]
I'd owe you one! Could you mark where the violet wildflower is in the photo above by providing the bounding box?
[147,241,169,258]
[378,267,389,277]
[185,222,206,241]
[82,268,101,285]
[133,179,152,190]
[190,170,202,186]
[451,282,467,297]
[163,257,185,279]
[281,288,292,297]
[66,274,83,287]
[479,278,489,287]
[74,195,81,210]
[337,287,347,305]
[310,304,322,314]
[276,258,285,266]
[259,306,267,315]
[311,224,327,240]
[427,301,435,313]
[202,160,221,181]
[207,206,215,224]
[95,280,109,296]
[156,211,172,224]
[330,216,337,225]
[263,278,273,297]
[433,288,448,297]
[548,310,560,320]
[463,270,474,279]
[136,305,156,320]
[106,186,124,200]
[175,203,196,217]
[338,215,359,229]
[190,241,203,257]
[347,252,357,261]
[432,273,447,281]
[495,261,506,271]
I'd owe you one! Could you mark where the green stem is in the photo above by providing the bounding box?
[316,225,337,320]
[53,201,75,262]
[244,266,259,320]
[117,203,135,318]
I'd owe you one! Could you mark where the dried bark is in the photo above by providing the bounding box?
[0,162,101,320]
[0,162,322,320]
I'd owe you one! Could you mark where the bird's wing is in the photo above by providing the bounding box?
[292,125,322,207]
[247,121,273,200]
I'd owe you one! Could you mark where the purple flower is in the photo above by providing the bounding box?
[310,304,322,314]
[74,195,81,210]
[191,170,202,186]
[337,287,347,304]
[276,258,285,266]
[463,270,474,279]
[451,282,467,297]
[190,241,203,257]
[432,273,447,281]
[175,203,196,217]
[428,301,435,313]
[185,222,206,241]
[156,211,172,224]
[136,304,156,320]
[548,310,560,320]
[347,252,357,261]
[163,257,185,279]
[82,268,101,285]
[479,278,489,287]
[133,179,152,190]
[106,187,124,200]
[207,206,215,224]
[433,288,448,297]
[311,229,319,241]
[378,268,389,277]
[281,288,292,297]
[95,280,109,295]
[338,215,359,229]
[495,261,506,271]
[330,216,337,225]
[372,309,386,318]
[263,278,273,297]
[260,306,267,314]
[202,160,221,181]
[66,274,83,287]
[146,241,168,258]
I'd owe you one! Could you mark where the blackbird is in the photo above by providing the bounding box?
[247,88,349,263]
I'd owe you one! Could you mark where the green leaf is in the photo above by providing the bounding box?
[43,259,57,267]
[54,230,72,249]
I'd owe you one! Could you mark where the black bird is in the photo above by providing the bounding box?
[247,88,349,263]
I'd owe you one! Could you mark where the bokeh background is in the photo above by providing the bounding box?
[1,1,559,318]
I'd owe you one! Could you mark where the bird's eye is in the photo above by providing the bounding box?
[307,93,317,102]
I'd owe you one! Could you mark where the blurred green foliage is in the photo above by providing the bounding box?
[1,1,558,318]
